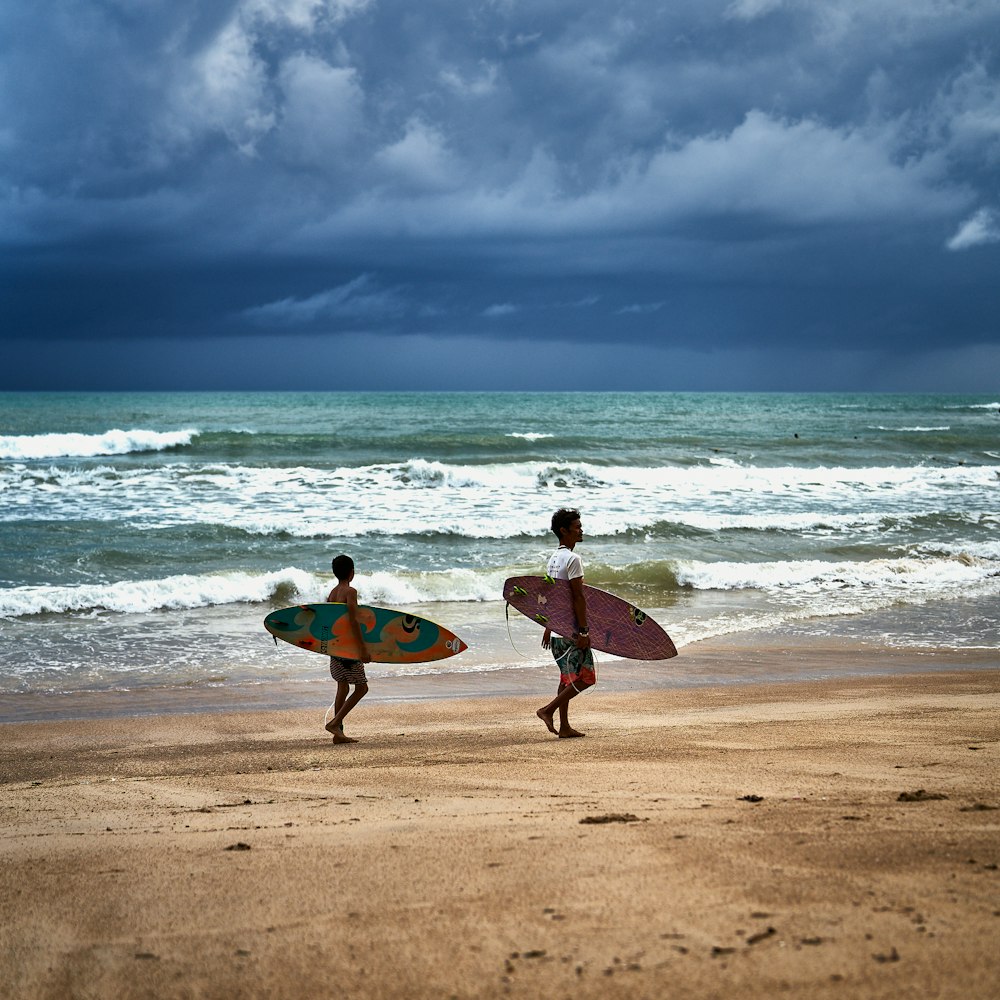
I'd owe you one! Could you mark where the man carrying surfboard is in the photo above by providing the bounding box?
[537,508,595,738]
[324,554,372,744]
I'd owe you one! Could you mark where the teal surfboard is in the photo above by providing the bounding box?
[264,603,467,663]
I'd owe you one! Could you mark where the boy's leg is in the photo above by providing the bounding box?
[328,682,369,742]
[334,681,349,726]
[326,681,351,733]
[326,681,349,734]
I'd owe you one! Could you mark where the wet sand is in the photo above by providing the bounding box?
[1,645,998,999]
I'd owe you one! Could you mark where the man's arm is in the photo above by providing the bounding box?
[568,577,590,649]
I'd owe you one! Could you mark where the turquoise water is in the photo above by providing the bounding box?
[1,391,997,707]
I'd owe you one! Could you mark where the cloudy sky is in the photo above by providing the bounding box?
[2,0,999,391]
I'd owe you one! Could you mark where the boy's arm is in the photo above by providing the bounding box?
[345,587,371,663]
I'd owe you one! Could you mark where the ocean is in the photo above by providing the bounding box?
[1,391,997,720]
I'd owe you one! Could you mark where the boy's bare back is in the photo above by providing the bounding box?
[327,580,356,604]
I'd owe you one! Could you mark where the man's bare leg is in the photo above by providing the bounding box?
[538,682,586,737]
[558,697,584,738]
[558,695,584,738]
[537,681,569,734]
[536,707,557,734]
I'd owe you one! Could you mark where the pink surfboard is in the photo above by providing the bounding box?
[503,575,677,661]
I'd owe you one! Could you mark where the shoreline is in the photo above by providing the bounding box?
[2,630,997,725]
[1,667,998,999]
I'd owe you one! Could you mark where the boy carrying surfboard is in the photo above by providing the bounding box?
[537,508,595,738]
[324,554,372,744]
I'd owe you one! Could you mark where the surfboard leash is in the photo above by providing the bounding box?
[504,601,543,659]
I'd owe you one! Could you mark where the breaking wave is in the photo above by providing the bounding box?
[0,428,199,460]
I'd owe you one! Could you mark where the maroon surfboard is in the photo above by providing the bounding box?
[503,575,677,661]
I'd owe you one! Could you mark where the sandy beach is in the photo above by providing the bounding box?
[1,640,998,999]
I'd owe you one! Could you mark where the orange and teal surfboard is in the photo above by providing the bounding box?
[264,603,467,663]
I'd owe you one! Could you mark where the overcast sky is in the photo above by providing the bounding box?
[2,0,999,391]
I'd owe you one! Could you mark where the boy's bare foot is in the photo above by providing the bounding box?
[324,720,342,734]
[332,731,359,744]
[558,727,585,738]
[536,708,557,734]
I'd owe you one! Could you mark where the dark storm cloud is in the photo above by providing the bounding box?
[1,0,999,388]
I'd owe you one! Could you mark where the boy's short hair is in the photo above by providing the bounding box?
[550,508,581,539]
[331,554,355,580]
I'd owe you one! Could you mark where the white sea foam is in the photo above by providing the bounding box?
[674,554,999,596]
[506,432,555,441]
[0,428,199,460]
[0,567,512,618]
[0,567,319,617]
[880,426,951,433]
[361,569,510,605]
[3,551,996,621]
[920,538,1000,560]
[3,459,998,540]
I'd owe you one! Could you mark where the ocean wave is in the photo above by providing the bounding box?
[392,458,1000,491]
[2,556,997,652]
[506,432,555,441]
[916,538,1000,561]
[5,456,998,491]
[588,562,683,592]
[869,425,951,433]
[0,567,319,617]
[389,458,519,488]
[674,554,999,595]
[0,566,512,618]
[3,458,998,543]
[363,569,510,604]
[0,428,199,460]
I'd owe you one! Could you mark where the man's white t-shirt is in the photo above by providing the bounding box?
[547,545,583,581]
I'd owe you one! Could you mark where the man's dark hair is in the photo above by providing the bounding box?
[331,554,355,580]
[550,508,580,539]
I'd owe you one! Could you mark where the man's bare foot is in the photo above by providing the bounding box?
[536,708,557,734]
[558,727,585,738]
[324,720,342,734]
[332,731,359,744]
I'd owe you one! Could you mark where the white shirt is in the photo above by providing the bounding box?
[547,545,583,581]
